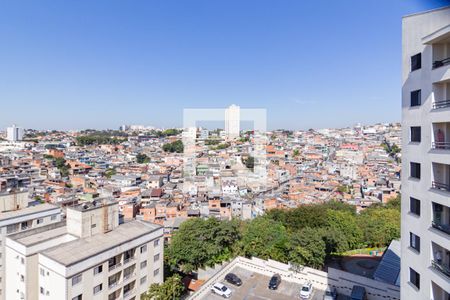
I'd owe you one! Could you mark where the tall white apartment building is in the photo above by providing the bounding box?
[225,104,240,139]
[0,196,61,299]
[401,6,450,300]
[6,125,24,142]
[5,199,163,300]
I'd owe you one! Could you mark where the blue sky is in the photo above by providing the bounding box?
[0,0,449,130]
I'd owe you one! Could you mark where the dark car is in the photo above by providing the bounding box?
[268,274,281,290]
[225,273,242,286]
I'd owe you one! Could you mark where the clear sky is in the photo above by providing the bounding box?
[0,0,449,131]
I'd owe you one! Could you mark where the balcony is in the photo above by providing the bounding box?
[433,57,450,69]
[431,242,450,278]
[123,289,135,298]
[432,260,450,278]
[432,163,450,192]
[433,100,450,109]
[432,281,449,300]
[432,141,450,149]
[123,257,135,266]
[108,262,122,272]
[432,203,450,236]
[432,181,450,192]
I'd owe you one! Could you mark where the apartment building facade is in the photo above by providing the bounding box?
[401,6,450,300]
[4,200,163,300]
[0,196,61,299]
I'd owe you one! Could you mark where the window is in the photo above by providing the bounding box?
[411,90,421,107]
[94,265,102,275]
[6,224,17,234]
[153,268,160,276]
[410,127,421,143]
[409,232,420,252]
[40,268,45,276]
[140,276,147,284]
[91,224,96,228]
[154,254,160,262]
[93,284,102,294]
[20,274,24,282]
[410,162,421,179]
[40,287,45,295]
[72,295,82,300]
[140,245,147,253]
[72,274,82,286]
[411,53,421,71]
[36,218,44,225]
[410,197,420,216]
[20,257,24,265]
[50,214,57,221]
[154,239,159,247]
[409,268,420,290]
[140,260,147,269]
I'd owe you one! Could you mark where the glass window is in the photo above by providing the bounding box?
[72,274,82,286]
[140,245,147,253]
[410,162,421,179]
[94,265,102,275]
[410,197,420,216]
[411,90,421,107]
[410,127,421,143]
[140,276,147,284]
[154,254,160,262]
[153,268,159,276]
[409,232,420,252]
[411,53,421,71]
[140,261,147,269]
[409,268,420,290]
[154,239,159,247]
[93,284,102,294]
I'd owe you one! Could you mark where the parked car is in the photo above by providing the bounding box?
[300,281,314,299]
[225,273,242,286]
[211,283,232,298]
[323,286,338,300]
[268,274,281,290]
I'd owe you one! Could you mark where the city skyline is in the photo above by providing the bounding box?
[1,0,448,130]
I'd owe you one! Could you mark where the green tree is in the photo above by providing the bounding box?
[162,140,184,153]
[239,217,288,262]
[142,274,184,300]
[288,227,326,268]
[166,218,240,273]
[136,153,150,164]
[326,210,362,252]
[358,208,400,247]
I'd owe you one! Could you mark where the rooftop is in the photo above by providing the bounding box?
[41,220,162,267]
[0,203,59,224]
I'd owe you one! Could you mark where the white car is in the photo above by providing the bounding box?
[300,281,314,299]
[211,282,232,298]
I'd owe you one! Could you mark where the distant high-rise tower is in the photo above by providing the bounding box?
[225,104,240,138]
[6,125,23,142]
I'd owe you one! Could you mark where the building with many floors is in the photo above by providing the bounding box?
[4,199,163,300]
[401,6,450,300]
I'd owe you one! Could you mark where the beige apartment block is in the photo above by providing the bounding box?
[5,199,163,300]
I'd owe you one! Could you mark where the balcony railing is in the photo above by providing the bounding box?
[433,100,450,109]
[432,181,450,192]
[123,272,135,282]
[432,142,450,149]
[123,257,135,265]
[432,221,450,235]
[108,281,120,289]
[123,289,135,298]
[109,262,122,272]
[432,260,450,278]
[433,57,450,69]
